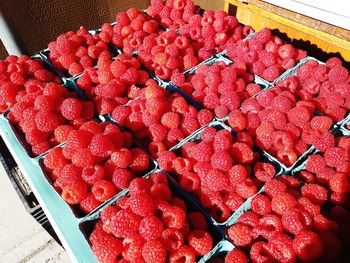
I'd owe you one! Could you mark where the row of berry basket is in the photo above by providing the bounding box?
[2,45,350,263]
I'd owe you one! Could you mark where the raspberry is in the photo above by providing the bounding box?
[271,95,293,113]
[235,179,257,199]
[268,233,296,263]
[43,147,67,171]
[251,194,271,215]
[72,148,95,168]
[186,230,212,256]
[54,125,74,143]
[129,148,149,172]
[202,169,229,191]
[278,44,295,59]
[287,106,310,127]
[228,164,248,185]
[238,211,260,228]
[254,214,283,239]
[89,134,115,158]
[122,234,145,261]
[210,150,233,171]
[142,239,167,263]
[148,123,167,143]
[225,249,248,263]
[110,148,132,168]
[92,236,123,263]
[313,213,338,233]
[254,162,275,182]
[34,69,54,81]
[255,28,272,43]
[231,142,254,164]
[329,173,349,193]
[158,151,176,171]
[268,111,287,130]
[328,65,349,84]
[271,192,297,215]
[159,112,180,129]
[161,204,186,229]
[293,231,324,261]
[227,112,247,132]
[305,154,326,174]
[139,215,164,241]
[324,147,346,168]
[313,131,335,152]
[281,207,312,236]
[80,193,101,214]
[35,111,63,132]
[81,165,104,185]
[169,245,196,263]
[25,128,48,146]
[180,116,199,136]
[32,142,49,156]
[112,168,133,190]
[301,183,328,205]
[250,241,272,263]
[92,180,116,202]
[227,223,252,247]
[33,95,55,112]
[273,131,293,151]
[129,193,156,217]
[108,209,141,238]
[190,142,212,162]
[66,130,92,150]
[61,179,88,204]
[310,116,333,132]
[262,65,281,82]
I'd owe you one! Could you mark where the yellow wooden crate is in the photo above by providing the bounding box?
[224,0,350,62]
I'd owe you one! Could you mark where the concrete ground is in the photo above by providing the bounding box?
[0,163,71,263]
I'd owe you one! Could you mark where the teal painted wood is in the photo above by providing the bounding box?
[0,115,97,263]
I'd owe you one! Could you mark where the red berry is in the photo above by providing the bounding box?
[292,231,324,261]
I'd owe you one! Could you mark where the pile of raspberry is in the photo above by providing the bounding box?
[43,121,150,214]
[147,0,200,29]
[171,61,261,118]
[137,30,204,80]
[178,10,254,54]
[0,55,61,113]
[102,8,163,54]
[90,173,215,263]
[76,53,150,114]
[227,175,350,262]
[296,135,350,202]
[277,57,350,122]
[226,28,307,82]
[158,126,277,222]
[48,26,114,77]
[112,83,213,157]
[227,85,336,166]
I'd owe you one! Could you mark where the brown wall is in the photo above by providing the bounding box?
[0,39,8,60]
[193,0,224,10]
[0,0,150,56]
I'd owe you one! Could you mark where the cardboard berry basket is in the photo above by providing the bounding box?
[39,27,122,80]
[218,31,308,86]
[79,168,225,262]
[165,119,283,226]
[168,54,271,111]
[271,56,350,127]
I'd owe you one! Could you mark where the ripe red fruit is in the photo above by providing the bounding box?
[292,231,324,261]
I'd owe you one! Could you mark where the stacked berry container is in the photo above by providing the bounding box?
[0,1,350,262]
